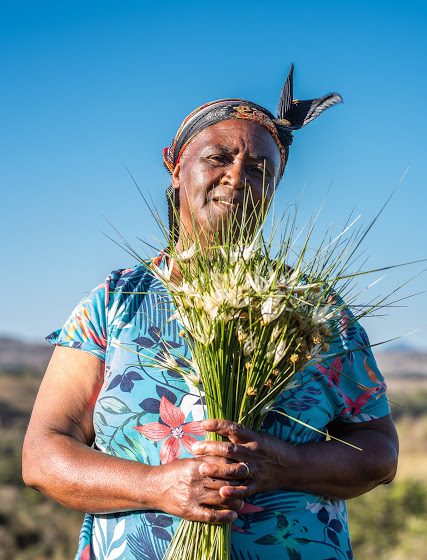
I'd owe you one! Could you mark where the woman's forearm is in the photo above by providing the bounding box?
[22,430,161,513]
[193,416,399,502]
[278,426,398,499]
[22,429,243,523]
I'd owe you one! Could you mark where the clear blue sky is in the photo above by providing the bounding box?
[1,0,426,351]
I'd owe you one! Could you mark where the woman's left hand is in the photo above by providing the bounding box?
[191,419,295,500]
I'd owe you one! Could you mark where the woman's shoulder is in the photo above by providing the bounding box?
[103,254,166,307]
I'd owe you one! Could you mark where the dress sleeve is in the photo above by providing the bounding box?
[335,312,390,423]
[46,283,107,361]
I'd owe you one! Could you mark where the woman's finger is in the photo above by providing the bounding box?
[201,454,232,466]
[219,482,256,499]
[197,485,243,510]
[202,477,243,491]
[192,440,244,460]
[200,491,243,512]
[189,505,238,525]
[199,460,251,480]
[200,419,256,444]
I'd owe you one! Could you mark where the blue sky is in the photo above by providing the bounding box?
[1,0,426,351]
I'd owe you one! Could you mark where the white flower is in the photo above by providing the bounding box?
[187,313,214,345]
[287,266,301,287]
[151,351,178,371]
[270,323,283,341]
[230,237,260,264]
[243,334,256,356]
[278,271,322,294]
[312,303,336,324]
[261,296,285,324]
[173,280,196,297]
[181,369,202,387]
[201,294,220,321]
[273,339,287,367]
[151,258,174,284]
[247,271,275,295]
[177,244,197,261]
[200,271,250,317]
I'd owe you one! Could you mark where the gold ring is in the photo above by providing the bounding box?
[240,461,250,478]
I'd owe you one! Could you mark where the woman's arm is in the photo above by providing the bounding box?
[191,416,399,501]
[22,346,241,523]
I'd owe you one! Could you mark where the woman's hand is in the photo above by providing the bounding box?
[152,456,244,524]
[191,415,399,501]
[190,419,294,500]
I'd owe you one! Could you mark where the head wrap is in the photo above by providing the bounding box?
[164,64,342,177]
[164,64,343,241]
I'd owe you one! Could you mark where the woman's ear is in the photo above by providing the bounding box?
[172,162,181,189]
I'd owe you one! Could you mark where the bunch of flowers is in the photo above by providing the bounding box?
[152,234,338,433]
[134,198,386,560]
[116,188,419,560]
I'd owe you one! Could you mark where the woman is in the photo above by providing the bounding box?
[23,65,398,560]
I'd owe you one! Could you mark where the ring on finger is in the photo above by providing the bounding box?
[239,461,250,478]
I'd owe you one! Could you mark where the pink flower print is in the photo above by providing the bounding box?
[135,396,205,464]
[79,544,90,560]
[341,390,373,417]
[238,502,266,515]
[316,357,342,388]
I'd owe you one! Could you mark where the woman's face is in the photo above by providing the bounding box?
[172,119,283,245]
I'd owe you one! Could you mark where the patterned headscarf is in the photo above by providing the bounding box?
[164,64,343,240]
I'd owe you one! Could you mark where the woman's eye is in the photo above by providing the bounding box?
[207,155,227,164]
[252,166,272,177]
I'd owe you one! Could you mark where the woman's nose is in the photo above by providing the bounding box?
[221,161,248,189]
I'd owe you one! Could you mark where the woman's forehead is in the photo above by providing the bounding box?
[183,119,282,162]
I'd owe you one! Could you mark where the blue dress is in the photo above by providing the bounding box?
[47,256,390,560]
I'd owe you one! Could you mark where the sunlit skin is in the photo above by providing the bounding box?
[171,119,282,252]
[22,119,399,527]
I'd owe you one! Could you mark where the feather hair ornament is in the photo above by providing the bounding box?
[276,63,343,129]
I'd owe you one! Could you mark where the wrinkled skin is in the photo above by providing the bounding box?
[171,119,282,249]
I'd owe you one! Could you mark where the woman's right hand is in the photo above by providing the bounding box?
[152,456,245,523]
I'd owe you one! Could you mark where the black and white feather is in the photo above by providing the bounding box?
[276,65,343,130]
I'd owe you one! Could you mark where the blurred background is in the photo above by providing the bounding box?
[0,1,426,558]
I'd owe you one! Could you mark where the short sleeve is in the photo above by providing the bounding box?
[46,283,107,361]
[335,313,390,423]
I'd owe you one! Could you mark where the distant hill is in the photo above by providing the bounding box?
[0,337,53,372]
[376,348,427,377]
[0,336,426,377]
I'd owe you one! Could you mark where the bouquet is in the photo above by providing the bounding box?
[116,191,419,560]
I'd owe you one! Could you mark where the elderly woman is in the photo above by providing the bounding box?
[23,66,398,560]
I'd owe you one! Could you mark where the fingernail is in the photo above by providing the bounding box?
[231,512,238,521]
[192,442,203,453]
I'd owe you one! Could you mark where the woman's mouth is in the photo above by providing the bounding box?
[209,193,240,208]
[213,199,236,208]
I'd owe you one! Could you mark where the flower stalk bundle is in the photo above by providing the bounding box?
[116,187,422,560]
[141,198,379,560]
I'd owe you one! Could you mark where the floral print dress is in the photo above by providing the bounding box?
[47,257,390,560]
